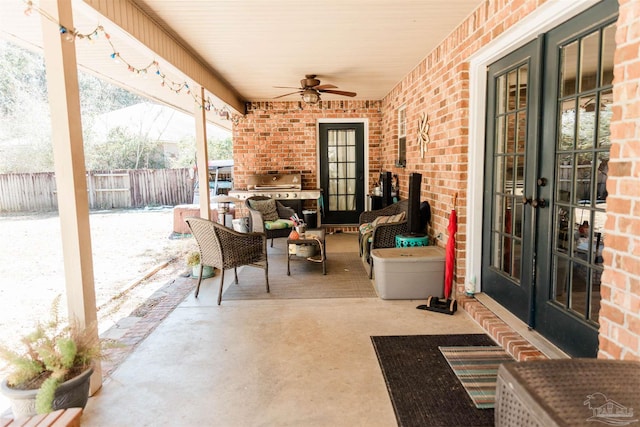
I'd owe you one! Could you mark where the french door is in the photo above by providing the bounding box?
[319,123,365,224]
[483,40,541,324]
[483,0,617,357]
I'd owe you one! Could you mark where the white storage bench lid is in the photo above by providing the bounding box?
[371,246,445,262]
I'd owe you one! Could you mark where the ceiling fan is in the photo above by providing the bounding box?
[273,74,357,104]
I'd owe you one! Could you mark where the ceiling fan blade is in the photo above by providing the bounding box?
[273,86,302,90]
[318,89,357,97]
[273,91,302,99]
[313,84,337,90]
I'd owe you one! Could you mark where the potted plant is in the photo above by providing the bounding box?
[0,296,101,418]
[186,251,215,279]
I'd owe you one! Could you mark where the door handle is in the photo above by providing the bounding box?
[523,196,546,208]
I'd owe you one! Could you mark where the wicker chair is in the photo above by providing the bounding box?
[185,217,269,305]
[358,200,410,278]
[245,196,296,247]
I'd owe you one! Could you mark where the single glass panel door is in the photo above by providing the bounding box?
[319,123,365,224]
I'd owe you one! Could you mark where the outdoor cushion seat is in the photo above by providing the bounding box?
[246,196,296,247]
[265,219,296,230]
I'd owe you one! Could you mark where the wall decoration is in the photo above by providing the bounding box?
[417,112,429,158]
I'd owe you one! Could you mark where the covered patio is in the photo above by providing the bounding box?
[81,233,489,425]
[81,233,557,425]
[2,0,640,424]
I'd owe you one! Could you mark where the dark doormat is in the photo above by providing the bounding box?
[371,334,497,427]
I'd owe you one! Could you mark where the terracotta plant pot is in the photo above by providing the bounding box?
[0,367,93,419]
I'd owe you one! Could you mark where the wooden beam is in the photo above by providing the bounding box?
[82,0,245,114]
[40,0,102,395]
[195,87,211,219]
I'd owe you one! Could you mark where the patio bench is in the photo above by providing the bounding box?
[1,408,82,427]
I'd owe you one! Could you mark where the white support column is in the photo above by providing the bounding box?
[195,87,211,219]
[40,0,101,394]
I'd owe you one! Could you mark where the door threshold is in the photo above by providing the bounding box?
[474,293,570,359]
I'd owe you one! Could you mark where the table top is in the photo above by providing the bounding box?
[498,359,640,426]
[288,228,325,243]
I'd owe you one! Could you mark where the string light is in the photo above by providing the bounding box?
[22,0,240,124]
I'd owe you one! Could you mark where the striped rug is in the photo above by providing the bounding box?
[439,346,514,409]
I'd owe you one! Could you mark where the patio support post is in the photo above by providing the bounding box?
[40,0,102,394]
[195,86,211,219]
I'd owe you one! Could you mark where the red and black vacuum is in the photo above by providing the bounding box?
[417,193,458,315]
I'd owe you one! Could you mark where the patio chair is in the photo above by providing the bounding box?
[245,196,296,247]
[358,200,409,278]
[185,217,269,305]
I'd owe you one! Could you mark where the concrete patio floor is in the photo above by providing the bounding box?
[82,232,488,426]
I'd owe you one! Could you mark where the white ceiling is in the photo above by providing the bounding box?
[130,0,481,101]
[1,0,481,118]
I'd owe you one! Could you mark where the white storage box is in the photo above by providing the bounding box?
[371,246,445,300]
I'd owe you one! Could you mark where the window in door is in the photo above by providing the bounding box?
[397,106,406,167]
[551,22,614,325]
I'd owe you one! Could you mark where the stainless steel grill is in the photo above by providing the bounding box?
[229,173,322,225]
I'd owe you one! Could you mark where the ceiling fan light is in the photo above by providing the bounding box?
[302,89,320,104]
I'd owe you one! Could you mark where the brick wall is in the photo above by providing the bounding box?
[599,0,640,360]
[233,101,382,191]
[379,0,534,300]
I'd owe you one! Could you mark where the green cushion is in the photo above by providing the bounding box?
[248,198,279,221]
[265,219,295,230]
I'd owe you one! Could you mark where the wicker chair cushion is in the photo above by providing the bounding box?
[359,212,406,235]
[248,198,279,221]
[372,212,405,226]
[265,219,296,230]
[359,222,374,234]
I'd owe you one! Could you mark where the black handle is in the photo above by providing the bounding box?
[523,196,546,208]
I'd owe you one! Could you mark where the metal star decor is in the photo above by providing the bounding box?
[418,112,430,158]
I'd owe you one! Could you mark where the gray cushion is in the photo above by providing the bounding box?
[248,198,279,221]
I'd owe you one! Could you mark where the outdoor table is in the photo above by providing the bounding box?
[287,229,326,275]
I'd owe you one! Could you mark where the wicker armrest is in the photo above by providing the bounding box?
[359,203,402,225]
[276,202,295,220]
[371,221,409,249]
[246,207,266,232]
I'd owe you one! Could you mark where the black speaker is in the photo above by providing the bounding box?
[380,171,392,207]
[407,173,422,234]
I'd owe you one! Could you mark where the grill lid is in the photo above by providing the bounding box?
[247,173,301,190]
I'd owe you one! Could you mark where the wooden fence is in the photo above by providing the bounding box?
[0,169,194,213]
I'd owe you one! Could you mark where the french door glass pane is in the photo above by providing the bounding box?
[327,129,357,212]
[598,89,613,148]
[490,60,528,283]
[518,66,528,109]
[561,41,578,97]
[577,95,596,149]
[496,116,505,154]
[601,24,615,86]
[579,31,599,92]
[551,25,611,325]
[507,70,517,111]
[559,99,576,150]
